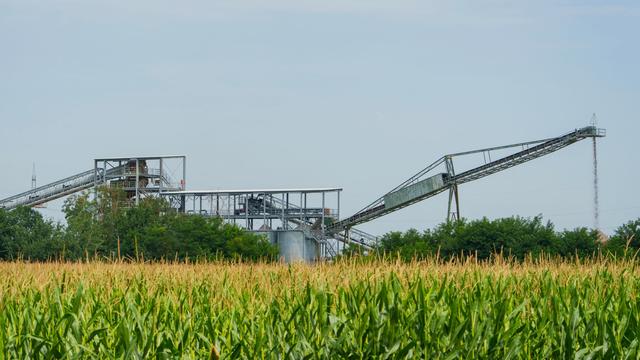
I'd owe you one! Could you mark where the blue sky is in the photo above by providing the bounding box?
[1,0,638,235]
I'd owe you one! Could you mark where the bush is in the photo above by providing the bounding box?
[375,216,606,261]
[605,219,640,255]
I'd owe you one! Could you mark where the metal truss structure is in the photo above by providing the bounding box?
[159,188,356,257]
[94,156,186,205]
[328,126,606,234]
[0,126,606,258]
[0,156,186,210]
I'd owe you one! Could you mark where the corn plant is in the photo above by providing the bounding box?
[0,258,638,359]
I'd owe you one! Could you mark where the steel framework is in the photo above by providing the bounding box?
[328,126,606,234]
[0,156,186,210]
[160,188,348,257]
[94,156,186,205]
[0,126,605,257]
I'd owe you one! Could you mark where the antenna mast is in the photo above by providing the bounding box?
[590,113,601,235]
[31,163,37,190]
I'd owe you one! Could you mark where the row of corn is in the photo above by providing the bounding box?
[0,259,638,358]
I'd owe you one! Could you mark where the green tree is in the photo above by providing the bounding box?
[61,187,278,261]
[606,218,640,255]
[63,192,103,258]
[554,228,600,258]
[435,216,556,260]
[0,207,62,260]
[374,216,565,261]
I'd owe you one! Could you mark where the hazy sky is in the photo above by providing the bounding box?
[1,0,638,235]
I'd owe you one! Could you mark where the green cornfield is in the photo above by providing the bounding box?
[1,258,639,359]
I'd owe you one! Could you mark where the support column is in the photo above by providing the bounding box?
[281,193,286,230]
[321,192,326,237]
[182,157,187,190]
[93,160,98,200]
[228,194,233,224]
[303,193,307,225]
[445,156,460,222]
[245,196,249,230]
[345,228,350,255]
[159,158,163,194]
[337,190,341,221]
[135,159,140,205]
[447,185,460,222]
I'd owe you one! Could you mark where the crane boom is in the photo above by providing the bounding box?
[328,126,606,232]
[452,126,605,185]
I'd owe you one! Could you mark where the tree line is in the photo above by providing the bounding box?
[0,187,638,262]
[363,216,640,260]
[0,188,278,261]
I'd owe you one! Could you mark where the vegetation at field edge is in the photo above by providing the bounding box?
[0,188,278,262]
